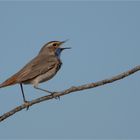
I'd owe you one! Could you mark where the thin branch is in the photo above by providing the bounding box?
[0,65,140,122]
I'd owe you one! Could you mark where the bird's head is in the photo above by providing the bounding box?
[39,40,71,57]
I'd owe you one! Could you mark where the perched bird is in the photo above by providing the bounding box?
[0,40,70,103]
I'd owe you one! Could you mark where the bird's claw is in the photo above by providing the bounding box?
[24,100,30,111]
[51,92,60,100]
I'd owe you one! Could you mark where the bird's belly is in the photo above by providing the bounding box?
[30,67,59,86]
[33,69,56,83]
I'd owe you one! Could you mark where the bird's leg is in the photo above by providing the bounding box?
[34,85,53,94]
[34,85,60,100]
[20,83,30,110]
[20,83,27,102]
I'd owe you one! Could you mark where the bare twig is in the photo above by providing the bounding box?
[0,65,140,122]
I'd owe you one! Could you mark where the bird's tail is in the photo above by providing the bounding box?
[0,77,17,88]
[0,82,9,88]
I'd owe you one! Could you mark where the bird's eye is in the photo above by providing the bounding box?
[53,43,57,46]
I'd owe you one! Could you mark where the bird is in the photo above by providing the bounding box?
[0,40,70,103]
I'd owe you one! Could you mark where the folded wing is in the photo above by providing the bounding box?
[0,54,57,87]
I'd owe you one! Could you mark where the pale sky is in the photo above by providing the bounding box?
[0,1,140,139]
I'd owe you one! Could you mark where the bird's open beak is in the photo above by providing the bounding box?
[60,39,69,45]
[60,40,71,50]
[61,47,71,50]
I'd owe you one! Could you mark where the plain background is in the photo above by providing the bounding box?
[0,1,140,139]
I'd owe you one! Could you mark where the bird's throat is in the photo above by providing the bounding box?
[55,48,62,58]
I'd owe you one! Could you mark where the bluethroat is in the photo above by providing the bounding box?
[0,40,70,103]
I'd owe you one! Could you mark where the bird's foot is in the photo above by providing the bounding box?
[24,100,31,111]
[50,92,60,100]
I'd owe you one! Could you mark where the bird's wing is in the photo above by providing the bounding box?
[0,54,58,87]
[16,54,58,82]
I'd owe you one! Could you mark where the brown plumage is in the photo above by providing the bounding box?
[0,54,61,87]
[0,40,70,103]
